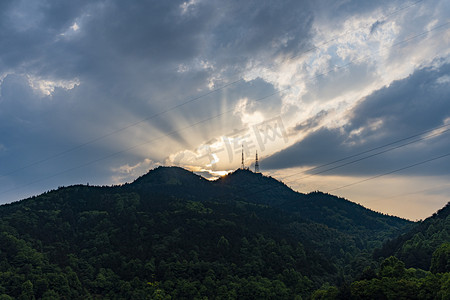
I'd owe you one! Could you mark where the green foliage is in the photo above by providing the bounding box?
[431,243,450,274]
[0,188,322,298]
[321,201,450,300]
[379,256,405,278]
[375,202,450,270]
[311,284,339,299]
[348,257,450,299]
[0,167,421,298]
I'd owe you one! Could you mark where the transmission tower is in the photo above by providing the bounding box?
[241,145,245,169]
[255,151,260,173]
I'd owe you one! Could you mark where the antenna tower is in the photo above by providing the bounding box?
[255,151,260,173]
[241,145,245,169]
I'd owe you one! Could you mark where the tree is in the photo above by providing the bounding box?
[19,280,34,300]
[379,256,405,278]
[431,243,450,273]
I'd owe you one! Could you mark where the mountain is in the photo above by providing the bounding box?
[374,202,450,270]
[0,166,414,299]
[219,169,410,243]
[317,202,450,299]
[132,166,209,187]
[214,168,299,205]
[128,166,214,199]
[128,167,411,252]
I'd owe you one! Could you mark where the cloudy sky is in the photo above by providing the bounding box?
[0,0,449,219]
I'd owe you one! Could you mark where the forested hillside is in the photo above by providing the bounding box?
[374,202,450,270]
[0,167,423,299]
[317,202,450,299]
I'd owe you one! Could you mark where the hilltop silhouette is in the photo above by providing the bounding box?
[0,166,447,298]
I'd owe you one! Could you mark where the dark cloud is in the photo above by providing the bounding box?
[291,110,329,133]
[0,0,318,203]
[209,0,314,61]
[350,63,450,134]
[263,62,450,176]
[0,0,315,81]
[301,61,378,105]
[0,0,447,206]
[370,20,386,35]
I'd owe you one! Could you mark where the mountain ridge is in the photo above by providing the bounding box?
[0,165,423,299]
[128,166,411,222]
[374,201,450,270]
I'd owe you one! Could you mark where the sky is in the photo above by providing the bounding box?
[0,0,449,220]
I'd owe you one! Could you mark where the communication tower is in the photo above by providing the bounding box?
[241,145,245,169]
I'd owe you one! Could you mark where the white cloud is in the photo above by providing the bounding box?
[71,22,79,32]
[27,75,80,97]
[233,98,265,125]
[111,158,159,184]
[180,0,199,15]
[436,74,450,84]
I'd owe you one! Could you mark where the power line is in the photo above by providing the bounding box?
[1,21,449,198]
[378,183,450,202]
[227,150,450,211]
[0,0,425,179]
[215,124,450,204]
[327,152,450,192]
[280,125,450,183]
[178,115,450,205]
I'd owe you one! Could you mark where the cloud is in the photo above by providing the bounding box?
[370,20,386,35]
[263,62,450,176]
[291,110,329,133]
[0,0,449,209]
[0,0,316,199]
[111,158,159,184]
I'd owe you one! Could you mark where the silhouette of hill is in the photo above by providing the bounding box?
[214,168,301,205]
[215,169,410,242]
[129,166,214,200]
[133,166,207,186]
[0,166,417,298]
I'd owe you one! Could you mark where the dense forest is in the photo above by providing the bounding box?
[0,166,448,299]
[314,202,450,299]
